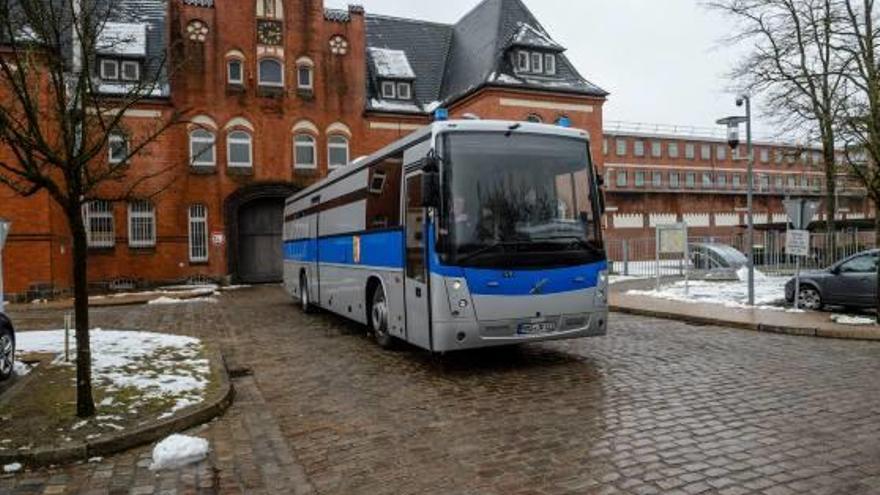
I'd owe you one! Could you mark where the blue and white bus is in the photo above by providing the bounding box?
[283,119,608,352]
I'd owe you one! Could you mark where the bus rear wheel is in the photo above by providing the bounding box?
[300,273,313,314]
[370,285,394,349]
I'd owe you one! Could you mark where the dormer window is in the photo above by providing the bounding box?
[515,50,558,76]
[381,81,395,99]
[397,82,411,100]
[121,60,140,81]
[100,59,118,80]
[516,51,530,72]
[545,54,556,75]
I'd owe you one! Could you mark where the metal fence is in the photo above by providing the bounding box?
[608,231,877,278]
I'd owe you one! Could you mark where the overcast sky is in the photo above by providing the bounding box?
[326,0,777,137]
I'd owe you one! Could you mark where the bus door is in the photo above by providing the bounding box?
[403,171,432,350]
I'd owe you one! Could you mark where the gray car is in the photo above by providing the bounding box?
[0,313,14,381]
[785,249,879,310]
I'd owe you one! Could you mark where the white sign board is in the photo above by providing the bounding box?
[211,232,225,247]
[658,224,687,254]
[786,230,811,257]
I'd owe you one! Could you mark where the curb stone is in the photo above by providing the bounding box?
[610,304,880,342]
[0,344,234,468]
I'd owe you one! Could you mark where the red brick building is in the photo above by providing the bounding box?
[601,122,871,244]
[0,0,609,300]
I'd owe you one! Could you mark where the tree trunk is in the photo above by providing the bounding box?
[68,208,95,418]
[824,148,837,260]
[876,202,880,323]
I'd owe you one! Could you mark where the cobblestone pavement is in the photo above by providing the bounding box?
[2,286,880,495]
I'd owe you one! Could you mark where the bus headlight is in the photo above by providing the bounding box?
[596,271,609,304]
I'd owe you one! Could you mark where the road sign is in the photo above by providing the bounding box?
[786,229,811,257]
[783,199,820,230]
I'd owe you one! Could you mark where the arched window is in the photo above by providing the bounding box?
[258,58,283,87]
[227,59,243,85]
[227,131,252,168]
[108,132,128,164]
[294,134,316,169]
[525,113,543,123]
[327,135,349,169]
[190,129,216,166]
[296,58,314,91]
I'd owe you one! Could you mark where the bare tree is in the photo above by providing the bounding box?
[833,0,880,315]
[708,0,850,255]
[0,0,188,417]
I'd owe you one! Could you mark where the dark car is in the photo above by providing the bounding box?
[785,249,879,310]
[0,312,14,381]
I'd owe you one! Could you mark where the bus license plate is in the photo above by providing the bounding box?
[517,322,556,335]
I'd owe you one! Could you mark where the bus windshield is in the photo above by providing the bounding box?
[440,131,605,269]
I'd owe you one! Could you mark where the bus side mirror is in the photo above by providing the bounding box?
[421,172,440,208]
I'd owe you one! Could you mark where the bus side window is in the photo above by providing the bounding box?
[366,153,403,230]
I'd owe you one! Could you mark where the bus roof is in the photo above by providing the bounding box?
[287,119,591,204]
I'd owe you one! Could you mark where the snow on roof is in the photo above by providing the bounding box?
[369,98,423,113]
[368,47,416,79]
[510,23,563,51]
[97,22,147,57]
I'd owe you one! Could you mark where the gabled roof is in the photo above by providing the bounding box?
[365,0,607,115]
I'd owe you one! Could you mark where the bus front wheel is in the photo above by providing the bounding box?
[370,285,394,349]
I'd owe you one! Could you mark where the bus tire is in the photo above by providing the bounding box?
[370,284,394,349]
[300,272,314,314]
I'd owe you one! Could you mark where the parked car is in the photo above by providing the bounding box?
[0,312,14,381]
[785,249,879,310]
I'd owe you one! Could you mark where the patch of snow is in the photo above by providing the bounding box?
[149,434,210,471]
[97,22,147,56]
[493,73,523,85]
[369,98,423,113]
[831,314,877,326]
[147,296,218,306]
[609,275,649,285]
[424,101,443,113]
[99,397,115,407]
[12,361,31,377]
[367,47,415,79]
[15,330,209,416]
[3,463,22,473]
[510,23,562,50]
[736,266,769,282]
[628,276,789,310]
[89,457,103,463]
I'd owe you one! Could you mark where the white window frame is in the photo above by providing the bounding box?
[327,135,349,169]
[544,53,556,75]
[516,51,530,72]
[226,130,253,168]
[293,134,317,169]
[381,81,396,99]
[127,201,156,248]
[227,59,244,85]
[397,82,412,100]
[100,59,119,80]
[120,60,140,81]
[668,142,679,158]
[531,52,543,74]
[369,170,387,194]
[188,204,209,263]
[83,201,115,248]
[108,133,128,164]
[190,129,216,167]
[297,64,313,90]
[258,58,284,87]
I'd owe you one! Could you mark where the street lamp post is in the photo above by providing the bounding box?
[0,219,10,314]
[717,95,756,306]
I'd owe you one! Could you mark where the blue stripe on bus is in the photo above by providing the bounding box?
[284,229,405,269]
[457,262,607,296]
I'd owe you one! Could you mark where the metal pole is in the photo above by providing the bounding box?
[623,240,630,277]
[0,247,4,315]
[745,97,756,306]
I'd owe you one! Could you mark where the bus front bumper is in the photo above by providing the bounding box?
[431,310,609,353]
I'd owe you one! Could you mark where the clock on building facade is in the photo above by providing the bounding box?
[257,20,283,46]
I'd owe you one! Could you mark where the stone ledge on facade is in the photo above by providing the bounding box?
[190,165,217,175]
[227,166,255,177]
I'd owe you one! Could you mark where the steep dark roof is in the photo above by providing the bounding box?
[365,0,607,115]
[364,15,453,114]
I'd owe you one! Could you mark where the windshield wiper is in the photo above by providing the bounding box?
[456,241,524,264]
